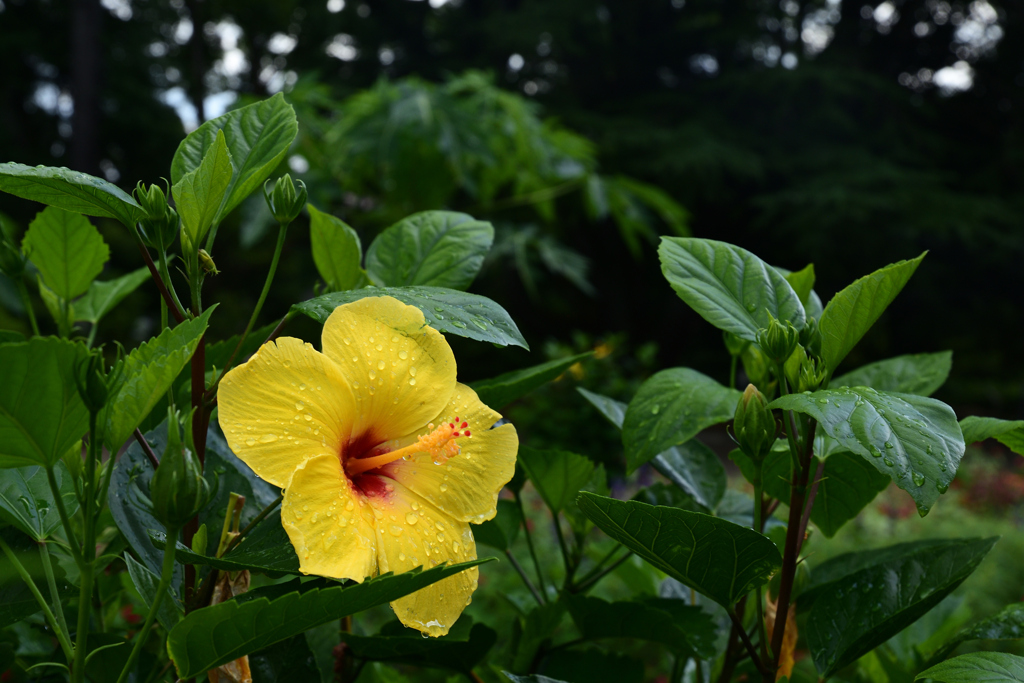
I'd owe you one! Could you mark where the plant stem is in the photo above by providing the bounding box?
[45,466,82,567]
[15,278,40,336]
[133,429,161,469]
[157,250,186,322]
[728,609,771,680]
[115,529,178,683]
[571,542,623,590]
[72,412,100,683]
[797,456,826,548]
[505,550,544,606]
[208,221,289,395]
[39,542,71,644]
[514,491,548,602]
[134,233,185,324]
[729,354,738,390]
[752,469,770,666]
[552,515,574,588]
[0,536,74,662]
[571,550,633,593]
[223,493,283,555]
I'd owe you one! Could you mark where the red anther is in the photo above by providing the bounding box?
[449,423,455,429]
[465,430,471,436]
[460,421,468,428]
[454,416,459,422]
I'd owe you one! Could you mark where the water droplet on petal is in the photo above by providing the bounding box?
[409,378,417,386]
[245,437,256,446]
[259,434,278,443]
[406,513,418,525]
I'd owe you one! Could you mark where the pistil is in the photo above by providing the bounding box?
[346,419,469,477]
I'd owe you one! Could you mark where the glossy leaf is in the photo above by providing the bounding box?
[576,493,782,609]
[366,211,494,290]
[308,204,366,291]
[470,352,591,409]
[917,653,1024,682]
[125,554,182,632]
[108,425,183,590]
[173,130,233,245]
[339,619,496,673]
[156,510,298,576]
[171,93,298,224]
[577,388,726,508]
[565,594,717,657]
[770,388,964,514]
[0,337,89,468]
[22,207,109,300]
[166,560,490,678]
[249,634,320,683]
[0,464,79,541]
[659,237,805,340]
[473,499,521,551]
[805,537,996,676]
[292,286,528,349]
[933,603,1024,661]
[832,351,952,397]
[518,446,595,514]
[102,308,213,451]
[818,253,925,371]
[0,162,144,227]
[622,367,740,473]
[0,531,75,626]
[809,451,890,537]
[74,267,150,324]
[959,416,1024,455]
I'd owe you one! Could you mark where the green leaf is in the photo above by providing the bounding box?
[22,207,109,300]
[770,388,964,514]
[471,352,591,409]
[504,675,568,683]
[292,286,528,349]
[365,211,494,291]
[518,446,595,514]
[808,451,890,537]
[0,529,76,625]
[0,331,25,344]
[818,253,925,371]
[959,416,1024,455]
[577,388,726,508]
[102,308,213,451]
[473,499,521,551]
[783,264,816,306]
[565,594,717,657]
[125,554,182,632]
[308,204,366,291]
[203,321,278,377]
[659,237,805,341]
[167,560,490,679]
[173,130,234,246]
[171,93,298,224]
[108,424,183,590]
[339,619,496,673]
[0,337,89,468]
[74,267,150,324]
[0,464,79,541]
[805,537,997,676]
[512,601,568,672]
[155,509,299,576]
[576,492,782,609]
[622,368,740,473]
[0,163,144,228]
[930,603,1024,662]
[832,351,952,397]
[249,634,320,683]
[542,646,645,683]
[917,652,1024,682]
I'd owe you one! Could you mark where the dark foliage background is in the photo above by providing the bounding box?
[1,0,1022,414]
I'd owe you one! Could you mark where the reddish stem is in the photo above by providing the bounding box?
[135,241,185,324]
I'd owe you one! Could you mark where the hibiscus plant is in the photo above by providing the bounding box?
[0,93,1022,683]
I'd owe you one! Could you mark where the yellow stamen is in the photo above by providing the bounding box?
[346,422,465,477]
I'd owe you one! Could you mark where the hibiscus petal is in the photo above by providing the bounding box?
[367,478,478,637]
[218,337,357,488]
[320,297,456,444]
[281,453,377,581]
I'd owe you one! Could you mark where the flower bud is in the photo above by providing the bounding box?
[150,409,210,530]
[755,313,800,364]
[264,174,307,225]
[799,317,822,359]
[733,384,776,461]
[73,348,123,414]
[135,182,181,252]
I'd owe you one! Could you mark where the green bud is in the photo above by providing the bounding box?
[264,174,308,225]
[723,331,750,357]
[149,409,210,530]
[192,523,208,555]
[198,249,220,275]
[755,313,800,364]
[134,182,180,252]
[73,348,124,414]
[799,317,822,359]
[784,346,828,393]
[732,384,776,461]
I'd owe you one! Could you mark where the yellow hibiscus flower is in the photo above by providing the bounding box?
[217,296,519,636]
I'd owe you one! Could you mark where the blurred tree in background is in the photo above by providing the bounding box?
[1,0,1022,410]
